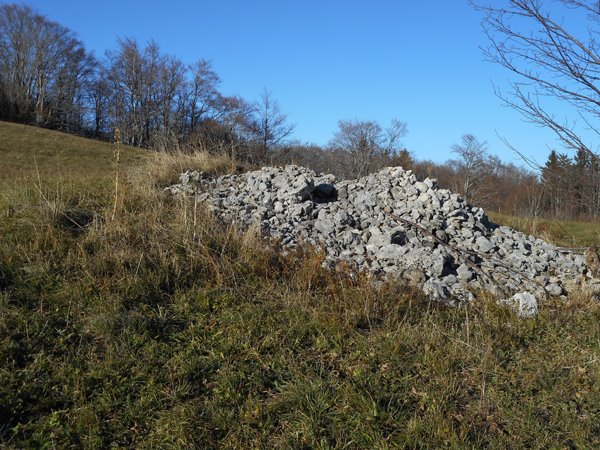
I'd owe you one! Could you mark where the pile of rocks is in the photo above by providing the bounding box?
[167,165,592,308]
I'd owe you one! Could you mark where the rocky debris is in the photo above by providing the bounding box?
[166,165,594,307]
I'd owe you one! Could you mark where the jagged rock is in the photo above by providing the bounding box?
[314,217,335,236]
[423,278,451,301]
[166,165,595,306]
[376,244,407,260]
[476,236,494,253]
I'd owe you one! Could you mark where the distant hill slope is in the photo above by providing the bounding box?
[0,121,148,185]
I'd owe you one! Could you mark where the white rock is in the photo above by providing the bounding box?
[501,292,538,318]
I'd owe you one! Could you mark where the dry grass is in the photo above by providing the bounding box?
[137,149,250,189]
[0,122,599,448]
[0,121,148,185]
[489,211,600,248]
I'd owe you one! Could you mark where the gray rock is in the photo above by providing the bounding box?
[545,283,563,296]
[367,226,385,246]
[429,254,452,277]
[501,292,538,318]
[314,217,335,236]
[435,229,448,242]
[457,263,474,282]
[423,278,451,301]
[376,244,407,260]
[476,236,494,253]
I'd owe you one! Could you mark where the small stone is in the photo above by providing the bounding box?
[475,236,494,253]
[314,217,335,236]
[423,278,451,301]
[501,292,538,318]
[376,244,407,260]
[545,283,563,296]
[457,263,474,282]
[435,229,448,242]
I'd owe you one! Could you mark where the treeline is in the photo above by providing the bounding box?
[0,3,291,162]
[1,3,598,220]
[541,149,600,220]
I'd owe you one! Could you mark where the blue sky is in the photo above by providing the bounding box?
[16,0,591,166]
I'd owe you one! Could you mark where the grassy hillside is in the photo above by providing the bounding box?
[1,122,599,448]
[0,121,147,184]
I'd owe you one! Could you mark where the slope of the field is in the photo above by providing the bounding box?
[0,121,148,185]
[0,122,599,448]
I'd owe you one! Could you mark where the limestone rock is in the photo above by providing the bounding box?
[501,292,538,318]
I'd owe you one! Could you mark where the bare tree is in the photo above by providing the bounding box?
[217,95,256,159]
[184,95,256,159]
[474,0,600,156]
[156,55,185,138]
[105,39,189,148]
[185,60,222,134]
[51,46,96,132]
[252,89,295,162]
[105,38,147,146]
[328,119,408,177]
[90,75,111,138]
[0,3,94,129]
[449,134,489,204]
